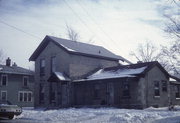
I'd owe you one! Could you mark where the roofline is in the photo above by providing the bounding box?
[29,35,122,62]
[0,71,34,76]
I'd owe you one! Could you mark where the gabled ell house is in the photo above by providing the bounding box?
[0,58,34,107]
[29,35,176,109]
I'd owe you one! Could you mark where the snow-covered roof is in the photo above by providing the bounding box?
[0,64,34,75]
[54,72,70,81]
[29,35,131,64]
[85,66,147,81]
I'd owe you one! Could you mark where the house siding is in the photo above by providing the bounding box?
[145,66,169,108]
[0,73,34,107]
[34,41,119,107]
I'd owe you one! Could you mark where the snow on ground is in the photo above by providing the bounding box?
[15,106,180,123]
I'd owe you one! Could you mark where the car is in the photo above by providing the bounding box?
[0,100,22,119]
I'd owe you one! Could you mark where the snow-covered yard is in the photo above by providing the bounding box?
[16,107,180,123]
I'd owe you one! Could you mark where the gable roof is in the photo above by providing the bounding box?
[79,61,169,81]
[0,64,34,75]
[29,35,131,63]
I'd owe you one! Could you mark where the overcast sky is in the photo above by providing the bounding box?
[0,0,177,69]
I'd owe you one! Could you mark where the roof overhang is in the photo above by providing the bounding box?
[48,72,70,82]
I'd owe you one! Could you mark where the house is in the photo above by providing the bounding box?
[169,76,180,106]
[29,35,176,109]
[0,58,34,107]
[71,61,170,109]
[29,35,130,107]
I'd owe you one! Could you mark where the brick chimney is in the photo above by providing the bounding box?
[6,57,11,66]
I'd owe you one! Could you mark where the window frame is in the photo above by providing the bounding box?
[40,59,45,76]
[18,91,33,102]
[23,76,29,87]
[154,80,160,97]
[175,85,180,99]
[1,74,8,86]
[122,81,130,98]
[162,80,167,92]
[1,90,7,101]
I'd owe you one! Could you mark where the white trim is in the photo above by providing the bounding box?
[23,76,29,87]
[1,74,8,86]
[1,90,7,100]
[176,98,180,100]
[18,91,33,102]
[154,96,160,98]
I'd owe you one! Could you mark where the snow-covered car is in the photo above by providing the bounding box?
[0,100,22,119]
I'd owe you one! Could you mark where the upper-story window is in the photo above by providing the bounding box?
[23,76,29,87]
[40,59,45,76]
[51,56,56,73]
[1,75,8,86]
[154,81,160,97]
[162,80,167,92]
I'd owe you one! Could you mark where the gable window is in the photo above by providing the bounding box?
[18,91,32,102]
[162,80,167,92]
[51,56,56,73]
[175,85,180,99]
[1,91,7,101]
[40,59,45,76]
[23,76,29,87]
[1,75,8,86]
[154,81,160,97]
[122,81,130,98]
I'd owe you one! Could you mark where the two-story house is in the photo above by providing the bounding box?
[29,35,130,107]
[29,35,178,109]
[0,58,34,107]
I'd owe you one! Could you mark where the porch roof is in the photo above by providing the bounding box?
[48,72,70,82]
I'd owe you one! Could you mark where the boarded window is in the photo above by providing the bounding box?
[40,59,45,76]
[122,81,130,98]
[154,81,160,97]
[162,80,167,92]
[1,75,7,86]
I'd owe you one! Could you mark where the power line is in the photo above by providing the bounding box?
[76,0,121,47]
[0,19,41,39]
[62,0,114,51]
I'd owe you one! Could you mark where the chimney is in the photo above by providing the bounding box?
[12,62,17,67]
[6,57,11,66]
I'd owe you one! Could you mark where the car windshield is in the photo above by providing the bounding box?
[0,100,12,105]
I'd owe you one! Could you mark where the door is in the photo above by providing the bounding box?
[107,82,114,105]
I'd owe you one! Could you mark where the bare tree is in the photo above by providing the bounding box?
[66,25,80,41]
[130,41,160,62]
[161,0,180,77]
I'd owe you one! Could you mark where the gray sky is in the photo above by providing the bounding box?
[0,0,177,69]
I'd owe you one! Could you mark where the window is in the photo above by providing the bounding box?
[122,81,130,98]
[1,91,7,101]
[154,81,160,97]
[39,83,45,104]
[1,75,8,86]
[18,91,32,102]
[23,76,29,87]
[51,56,56,73]
[162,80,167,92]
[175,85,180,99]
[94,84,100,99]
[40,59,45,76]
